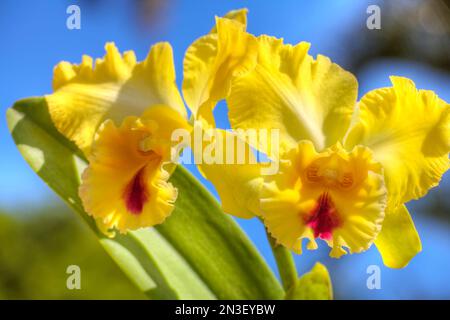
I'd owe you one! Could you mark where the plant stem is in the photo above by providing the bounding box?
[265,227,298,292]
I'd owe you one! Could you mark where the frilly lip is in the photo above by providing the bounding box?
[260,140,387,258]
[78,107,188,235]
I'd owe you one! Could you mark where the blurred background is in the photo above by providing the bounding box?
[0,0,449,299]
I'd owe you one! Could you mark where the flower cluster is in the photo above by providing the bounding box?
[45,9,449,268]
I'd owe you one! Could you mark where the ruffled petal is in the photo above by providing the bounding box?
[79,106,189,234]
[210,8,248,33]
[228,35,358,153]
[375,204,422,268]
[345,76,450,207]
[47,42,186,154]
[182,10,258,125]
[261,141,387,257]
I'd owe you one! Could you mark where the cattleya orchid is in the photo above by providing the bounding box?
[44,10,253,234]
[78,106,190,233]
[47,42,190,234]
[195,13,449,269]
[256,75,449,268]
[42,7,449,273]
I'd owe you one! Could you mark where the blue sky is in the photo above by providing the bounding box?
[1,0,449,299]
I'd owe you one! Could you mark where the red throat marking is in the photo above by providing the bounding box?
[305,193,341,240]
[124,167,148,215]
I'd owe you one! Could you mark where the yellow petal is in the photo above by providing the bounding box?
[79,106,189,234]
[261,141,387,257]
[345,76,450,207]
[375,204,422,268]
[228,36,358,153]
[197,127,263,218]
[199,162,262,219]
[138,105,192,162]
[47,42,186,155]
[210,8,248,33]
[183,12,258,125]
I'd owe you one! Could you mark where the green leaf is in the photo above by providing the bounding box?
[6,97,284,300]
[285,262,333,300]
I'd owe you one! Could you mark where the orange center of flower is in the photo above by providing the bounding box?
[304,193,341,240]
[305,158,355,190]
[124,167,148,215]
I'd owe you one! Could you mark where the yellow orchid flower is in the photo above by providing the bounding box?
[46,41,190,234]
[79,106,190,234]
[45,9,253,234]
[197,14,449,268]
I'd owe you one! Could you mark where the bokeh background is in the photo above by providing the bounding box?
[1,0,449,299]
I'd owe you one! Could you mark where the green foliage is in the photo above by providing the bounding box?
[0,207,144,299]
[285,263,333,300]
[6,97,283,300]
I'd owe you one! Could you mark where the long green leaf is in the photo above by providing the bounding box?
[6,97,284,300]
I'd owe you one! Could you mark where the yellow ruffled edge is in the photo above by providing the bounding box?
[52,42,136,90]
[47,42,186,155]
[345,76,449,207]
[210,8,248,33]
[182,8,258,126]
